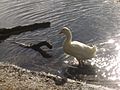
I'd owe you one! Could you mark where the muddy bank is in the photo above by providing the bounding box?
[0,62,116,90]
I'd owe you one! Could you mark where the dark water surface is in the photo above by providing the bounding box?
[0,0,120,88]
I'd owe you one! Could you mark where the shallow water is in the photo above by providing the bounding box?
[0,0,120,88]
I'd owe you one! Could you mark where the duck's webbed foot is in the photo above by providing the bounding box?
[78,60,84,67]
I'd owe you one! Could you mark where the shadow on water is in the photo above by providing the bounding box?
[50,63,97,85]
[64,64,96,80]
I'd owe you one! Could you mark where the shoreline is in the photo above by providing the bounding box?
[0,62,116,90]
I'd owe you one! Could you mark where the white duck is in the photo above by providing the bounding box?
[59,27,97,66]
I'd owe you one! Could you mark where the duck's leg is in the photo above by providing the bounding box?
[78,60,84,67]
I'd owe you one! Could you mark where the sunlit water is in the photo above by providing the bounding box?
[0,0,120,88]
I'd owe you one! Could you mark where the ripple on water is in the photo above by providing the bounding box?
[0,0,120,88]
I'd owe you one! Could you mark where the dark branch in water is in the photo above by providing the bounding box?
[0,22,50,43]
[13,41,53,58]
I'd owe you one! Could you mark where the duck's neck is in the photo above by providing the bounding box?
[64,31,72,44]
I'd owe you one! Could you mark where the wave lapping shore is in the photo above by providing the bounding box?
[0,62,115,90]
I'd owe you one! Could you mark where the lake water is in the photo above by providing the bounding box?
[0,0,120,89]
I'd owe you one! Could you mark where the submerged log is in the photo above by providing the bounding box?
[13,41,53,58]
[0,22,50,42]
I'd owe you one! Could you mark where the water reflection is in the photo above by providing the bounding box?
[92,38,120,81]
[107,39,115,44]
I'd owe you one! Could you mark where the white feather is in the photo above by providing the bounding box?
[60,27,97,65]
